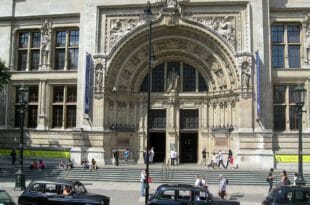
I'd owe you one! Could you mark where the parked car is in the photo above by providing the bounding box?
[148,184,240,205]
[18,179,110,205]
[262,185,310,205]
[0,190,15,205]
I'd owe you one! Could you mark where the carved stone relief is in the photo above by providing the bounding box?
[190,16,236,50]
[106,17,144,52]
[211,62,227,91]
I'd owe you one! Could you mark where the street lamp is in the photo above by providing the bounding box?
[294,85,307,186]
[14,84,29,191]
[144,1,154,204]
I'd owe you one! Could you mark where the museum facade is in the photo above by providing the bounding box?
[0,0,310,169]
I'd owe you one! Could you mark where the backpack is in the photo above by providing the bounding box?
[225,178,229,185]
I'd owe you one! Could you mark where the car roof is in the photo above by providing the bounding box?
[29,179,80,185]
[273,185,310,191]
[157,184,205,190]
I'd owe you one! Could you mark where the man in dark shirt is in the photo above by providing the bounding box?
[202,148,207,166]
[267,168,275,193]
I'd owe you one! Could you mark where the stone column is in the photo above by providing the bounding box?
[37,80,47,130]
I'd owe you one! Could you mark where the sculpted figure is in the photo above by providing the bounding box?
[218,16,233,40]
[95,64,103,89]
[167,0,177,8]
[241,61,251,88]
[167,69,179,92]
[40,19,51,66]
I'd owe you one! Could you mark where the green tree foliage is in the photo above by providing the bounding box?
[0,58,11,92]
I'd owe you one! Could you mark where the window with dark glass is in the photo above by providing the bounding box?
[271,24,301,69]
[28,105,38,128]
[66,105,76,128]
[52,85,77,128]
[198,73,208,91]
[54,29,79,70]
[52,105,63,127]
[17,31,40,71]
[14,85,38,128]
[140,62,208,93]
[183,64,196,92]
[180,109,198,129]
[150,109,166,129]
[273,85,286,131]
[289,85,298,130]
[67,86,77,102]
[152,64,164,92]
[273,84,304,131]
[30,50,40,70]
[53,86,64,102]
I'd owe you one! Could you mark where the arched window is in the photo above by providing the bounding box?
[140,61,208,92]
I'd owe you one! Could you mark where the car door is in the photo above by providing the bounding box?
[275,188,294,205]
[294,189,310,205]
[177,189,192,205]
[150,189,179,205]
[48,184,74,205]
[192,190,216,205]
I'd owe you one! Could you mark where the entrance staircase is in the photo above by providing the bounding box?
[1,162,309,185]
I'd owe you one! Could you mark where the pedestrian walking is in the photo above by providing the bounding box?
[207,153,217,169]
[113,148,120,166]
[217,150,226,169]
[10,148,16,165]
[218,174,227,199]
[266,168,275,193]
[170,149,177,166]
[202,148,207,166]
[124,149,130,164]
[140,170,146,197]
[226,149,234,169]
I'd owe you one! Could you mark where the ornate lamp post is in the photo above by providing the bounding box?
[294,85,306,185]
[144,1,154,204]
[14,85,29,191]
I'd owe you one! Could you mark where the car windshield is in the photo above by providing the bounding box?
[73,182,87,194]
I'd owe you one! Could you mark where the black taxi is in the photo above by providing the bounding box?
[18,179,110,205]
[148,184,240,205]
[262,185,310,205]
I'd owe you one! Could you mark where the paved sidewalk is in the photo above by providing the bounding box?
[1,179,267,205]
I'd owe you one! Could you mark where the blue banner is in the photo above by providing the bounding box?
[255,51,261,117]
[84,53,93,117]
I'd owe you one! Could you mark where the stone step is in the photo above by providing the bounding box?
[2,166,309,186]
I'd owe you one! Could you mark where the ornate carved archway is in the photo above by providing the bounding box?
[105,16,239,94]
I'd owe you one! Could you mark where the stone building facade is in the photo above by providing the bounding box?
[0,0,310,169]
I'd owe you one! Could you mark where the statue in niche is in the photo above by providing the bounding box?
[217,71,226,90]
[218,16,234,40]
[241,61,251,88]
[167,69,179,93]
[304,15,310,64]
[167,0,177,8]
[95,63,103,90]
[40,19,52,67]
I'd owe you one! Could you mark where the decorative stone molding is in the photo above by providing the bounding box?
[106,17,144,52]
[190,16,236,50]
